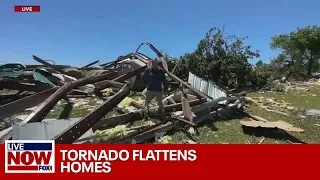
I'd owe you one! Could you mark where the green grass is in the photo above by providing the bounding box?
[9,87,320,144]
[249,87,320,109]
[170,86,320,144]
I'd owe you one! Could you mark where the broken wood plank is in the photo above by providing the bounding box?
[171,63,178,74]
[265,109,290,116]
[249,115,269,122]
[191,97,237,113]
[162,93,175,104]
[164,69,211,101]
[244,96,259,105]
[92,99,204,130]
[240,120,304,133]
[181,85,195,123]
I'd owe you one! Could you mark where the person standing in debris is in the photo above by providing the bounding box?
[142,60,168,118]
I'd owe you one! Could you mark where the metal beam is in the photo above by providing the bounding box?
[94,65,147,92]
[0,87,58,120]
[82,60,99,68]
[92,98,204,130]
[0,72,117,142]
[24,72,118,124]
[53,84,130,144]
[112,121,175,144]
[33,55,77,78]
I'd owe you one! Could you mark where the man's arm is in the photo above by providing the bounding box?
[161,71,169,92]
[141,69,149,86]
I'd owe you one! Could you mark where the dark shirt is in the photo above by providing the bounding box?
[142,68,168,92]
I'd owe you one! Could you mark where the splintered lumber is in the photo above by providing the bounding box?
[265,109,290,116]
[181,85,195,123]
[242,112,269,122]
[240,120,304,133]
[163,69,211,101]
[94,66,147,92]
[171,63,178,74]
[53,84,130,144]
[250,115,269,122]
[162,93,177,104]
[243,97,259,105]
[0,72,118,142]
[162,94,175,104]
[191,97,236,113]
[33,55,78,78]
[92,99,204,130]
[0,87,59,120]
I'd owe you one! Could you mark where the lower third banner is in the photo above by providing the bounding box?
[0,141,319,179]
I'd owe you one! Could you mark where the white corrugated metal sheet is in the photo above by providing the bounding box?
[11,118,94,143]
[188,72,227,99]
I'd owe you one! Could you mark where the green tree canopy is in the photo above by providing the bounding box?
[176,27,260,88]
[271,25,320,77]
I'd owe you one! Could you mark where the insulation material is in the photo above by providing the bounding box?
[119,97,135,107]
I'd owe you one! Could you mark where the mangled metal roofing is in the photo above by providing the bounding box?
[0,42,246,144]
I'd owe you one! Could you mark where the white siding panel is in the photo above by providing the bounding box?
[187,72,227,99]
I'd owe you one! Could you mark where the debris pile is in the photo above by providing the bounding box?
[265,78,320,92]
[245,97,296,113]
[0,42,307,144]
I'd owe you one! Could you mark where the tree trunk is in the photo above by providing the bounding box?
[307,56,314,77]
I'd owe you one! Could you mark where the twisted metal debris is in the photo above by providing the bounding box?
[0,42,245,144]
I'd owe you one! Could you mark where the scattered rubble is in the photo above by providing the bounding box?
[0,42,311,144]
[265,78,320,92]
[245,96,297,112]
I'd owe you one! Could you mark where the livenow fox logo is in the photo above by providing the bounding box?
[5,140,55,173]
